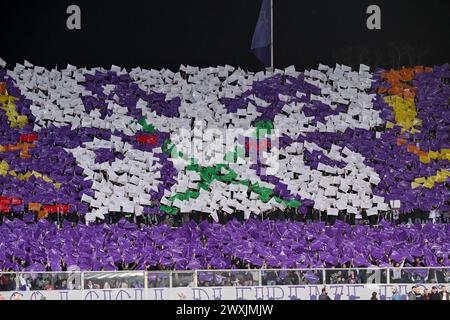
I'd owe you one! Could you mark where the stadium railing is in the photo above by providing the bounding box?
[0,267,448,291]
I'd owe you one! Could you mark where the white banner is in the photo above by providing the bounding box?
[0,283,442,300]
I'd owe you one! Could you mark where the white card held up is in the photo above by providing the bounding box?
[0,57,7,68]
[327,207,339,216]
[347,206,357,214]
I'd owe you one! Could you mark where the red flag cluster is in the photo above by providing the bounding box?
[0,196,23,213]
[0,196,69,214]
[42,204,70,214]
[0,82,6,95]
[245,139,272,152]
[19,133,38,143]
[136,134,157,145]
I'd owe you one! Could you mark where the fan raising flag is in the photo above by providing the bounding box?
[251,0,273,70]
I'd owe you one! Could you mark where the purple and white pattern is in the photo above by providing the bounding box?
[1,60,449,220]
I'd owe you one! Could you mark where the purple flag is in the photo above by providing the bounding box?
[251,0,272,68]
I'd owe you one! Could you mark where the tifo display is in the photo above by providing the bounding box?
[0,218,448,271]
[0,57,448,272]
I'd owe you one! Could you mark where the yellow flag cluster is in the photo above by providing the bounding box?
[0,160,9,176]
[384,96,422,134]
[396,138,450,164]
[380,66,449,190]
[418,149,450,164]
[0,160,61,189]
[0,94,28,128]
[412,170,450,189]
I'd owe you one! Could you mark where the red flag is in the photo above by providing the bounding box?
[136,135,157,145]
[19,133,38,143]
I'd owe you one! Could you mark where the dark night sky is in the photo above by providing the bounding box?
[1,0,449,71]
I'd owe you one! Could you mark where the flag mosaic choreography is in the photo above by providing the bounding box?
[0,57,448,271]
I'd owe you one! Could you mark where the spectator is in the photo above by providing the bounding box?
[440,285,449,301]
[264,271,278,286]
[318,287,331,300]
[25,278,32,291]
[44,282,55,290]
[409,286,422,300]
[231,277,240,287]
[0,274,16,291]
[422,288,430,300]
[392,208,400,226]
[429,207,439,223]
[435,268,446,283]
[330,271,341,284]
[86,280,94,289]
[390,262,404,283]
[288,271,300,285]
[243,272,255,286]
[370,292,378,300]
[356,269,367,283]
[408,286,417,300]
[366,268,381,284]
[391,287,402,300]
[347,270,358,284]
[429,286,440,300]
[19,274,31,291]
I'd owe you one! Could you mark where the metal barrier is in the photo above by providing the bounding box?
[0,267,448,292]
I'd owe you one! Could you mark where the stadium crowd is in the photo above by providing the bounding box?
[0,204,449,229]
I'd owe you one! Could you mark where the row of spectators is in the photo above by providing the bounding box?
[85,278,144,290]
[1,205,449,229]
[317,285,450,300]
[1,268,448,291]
[327,268,448,284]
[407,285,449,300]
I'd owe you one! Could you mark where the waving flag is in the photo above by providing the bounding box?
[251,0,272,69]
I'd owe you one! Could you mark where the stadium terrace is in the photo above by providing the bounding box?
[0,59,449,273]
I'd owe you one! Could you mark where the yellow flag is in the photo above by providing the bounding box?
[423,180,434,189]
[0,160,9,176]
[411,182,421,189]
